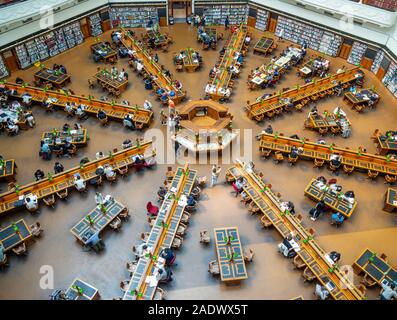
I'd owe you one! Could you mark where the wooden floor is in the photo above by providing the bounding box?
[0,23,396,300]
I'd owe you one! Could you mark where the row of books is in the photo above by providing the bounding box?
[254,9,269,31]
[109,7,159,28]
[203,5,248,25]
[0,54,9,79]
[14,22,84,69]
[347,41,368,65]
[275,16,342,56]
[382,61,397,96]
[370,50,384,75]
[89,13,103,37]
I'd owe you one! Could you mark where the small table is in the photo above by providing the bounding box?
[214,227,248,282]
[353,248,397,287]
[94,70,128,94]
[65,278,100,300]
[304,179,356,218]
[34,69,71,88]
[91,42,117,62]
[0,159,16,181]
[253,37,274,55]
[146,29,168,47]
[376,135,397,156]
[299,66,312,77]
[383,188,397,212]
[343,89,379,109]
[70,199,127,245]
[0,219,32,252]
[41,129,88,147]
[180,49,200,72]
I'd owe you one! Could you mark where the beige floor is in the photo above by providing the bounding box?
[0,23,396,300]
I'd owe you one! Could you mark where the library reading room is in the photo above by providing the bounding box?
[0,0,397,302]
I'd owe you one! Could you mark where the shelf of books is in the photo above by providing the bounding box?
[109,7,159,28]
[382,61,397,97]
[0,54,9,79]
[370,50,384,75]
[347,41,368,66]
[275,16,342,57]
[254,8,269,31]
[89,13,103,37]
[14,22,84,69]
[203,4,248,25]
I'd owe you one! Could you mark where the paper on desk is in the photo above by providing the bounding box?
[145,276,158,287]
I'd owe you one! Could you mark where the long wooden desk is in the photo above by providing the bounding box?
[65,278,100,300]
[207,25,247,101]
[304,114,348,135]
[259,133,397,181]
[353,248,397,287]
[226,160,365,300]
[343,88,379,111]
[214,227,248,282]
[383,188,397,212]
[0,159,16,181]
[247,68,363,121]
[253,37,274,55]
[145,29,169,48]
[91,42,117,62]
[4,83,153,127]
[299,56,330,78]
[181,48,200,72]
[41,129,88,147]
[120,27,185,105]
[93,69,128,94]
[34,69,71,88]
[70,199,126,245]
[123,165,197,300]
[0,141,154,216]
[0,219,32,252]
[304,178,357,218]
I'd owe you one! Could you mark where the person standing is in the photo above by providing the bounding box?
[225,16,229,29]
[211,165,222,187]
[160,110,167,126]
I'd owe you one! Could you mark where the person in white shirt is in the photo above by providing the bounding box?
[74,175,86,191]
[380,283,397,300]
[25,195,38,212]
[315,284,329,300]
[136,61,144,73]
[96,151,104,160]
[22,93,32,108]
[24,112,35,128]
[104,165,116,178]
[245,36,251,45]
[95,192,104,205]
[143,100,152,110]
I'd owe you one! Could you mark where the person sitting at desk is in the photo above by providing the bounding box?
[118,68,128,81]
[122,139,133,149]
[97,110,107,121]
[74,174,86,192]
[123,115,135,130]
[59,65,67,74]
[85,231,105,252]
[95,151,104,160]
[62,123,70,133]
[62,141,73,159]
[157,266,173,283]
[315,284,329,300]
[104,164,116,179]
[330,154,342,168]
[328,251,341,263]
[244,35,251,45]
[328,178,342,194]
[136,60,144,74]
[65,103,75,117]
[40,142,51,160]
[380,283,397,300]
[6,119,19,135]
[307,105,318,118]
[235,177,245,193]
[310,200,326,221]
[187,195,197,207]
[34,169,45,181]
[74,123,83,131]
[54,162,64,174]
[331,212,345,226]
[314,176,327,189]
[143,100,152,110]
[236,53,244,65]
[76,105,88,120]
[281,201,295,215]
[343,190,355,207]
[290,146,300,159]
[21,93,32,109]
[25,195,38,212]
[95,192,104,205]
[135,243,150,258]
[0,243,7,267]
[334,82,343,96]
[264,124,273,134]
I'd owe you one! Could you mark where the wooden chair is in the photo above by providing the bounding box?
[88,78,96,89]
[302,266,316,282]
[153,287,166,300]
[119,208,130,220]
[260,215,272,228]
[176,222,187,237]
[380,253,388,261]
[56,188,69,200]
[208,260,220,275]
[181,212,191,224]
[109,217,122,231]
[117,165,129,178]
[361,273,376,288]
[140,232,150,242]
[248,201,260,215]
[106,173,117,183]
[329,162,340,171]
[371,129,380,141]
[293,255,306,269]
[68,145,77,157]
[43,194,56,208]
[244,249,255,263]
[260,149,272,158]
[330,126,341,135]
[318,127,328,135]
[307,228,316,237]
[12,243,27,256]
[30,222,43,237]
[358,284,366,296]
[166,167,174,180]
[385,174,397,184]
[199,230,210,244]
[343,165,354,175]
[287,155,298,166]
[119,280,130,292]
[147,217,156,228]
[273,152,284,163]
[367,170,379,179]
[171,235,183,249]
[126,261,137,277]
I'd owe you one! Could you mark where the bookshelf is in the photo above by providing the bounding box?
[44,32,60,57]
[14,44,31,69]
[254,8,269,31]
[89,13,103,37]
[55,29,68,53]
[347,41,367,65]
[109,7,159,28]
[0,55,9,79]
[24,40,42,65]
[203,4,248,25]
[318,32,343,57]
[382,61,397,96]
[370,50,384,74]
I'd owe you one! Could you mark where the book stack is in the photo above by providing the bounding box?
[382,61,397,96]
[203,4,248,25]
[370,50,384,75]
[254,9,269,31]
[347,41,367,65]
[109,7,159,28]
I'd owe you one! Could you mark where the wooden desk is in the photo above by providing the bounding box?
[4,83,153,127]
[226,160,364,300]
[120,27,185,105]
[34,69,71,88]
[353,248,397,287]
[247,68,363,121]
[207,25,248,101]
[0,141,154,216]
[0,219,32,252]
[214,227,248,282]
[0,159,16,181]
[65,278,100,300]
[197,27,217,49]
[181,48,200,72]
[91,42,117,62]
[259,133,397,181]
[299,57,329,78]
[253,37,274,55]
[41,129,88,147]
[304,178,356,218]
[93,70,128,94]
[305,114,350,135]
[145,29,169,47]
[383,188,397,212]
[123,165,197,300]
[343,88,379,111]
[70,199,127,245]
[376,134,397,156]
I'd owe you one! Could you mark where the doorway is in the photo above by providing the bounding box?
[169,0,192,23]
